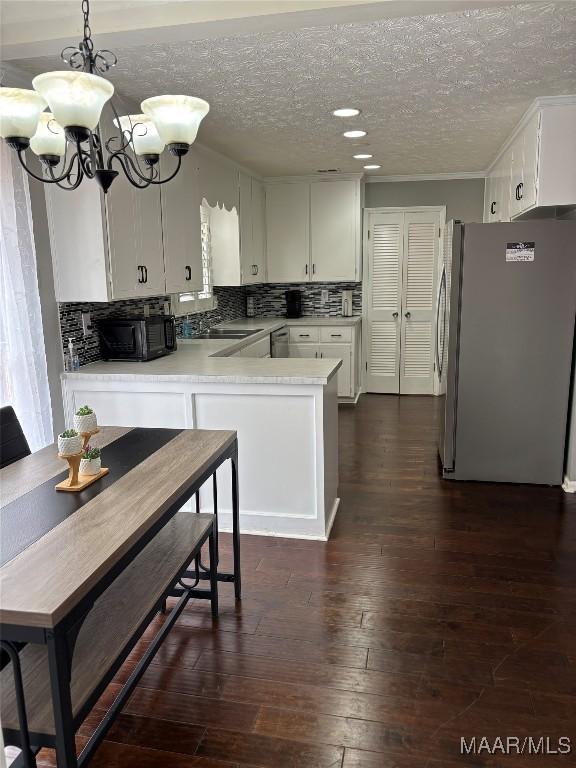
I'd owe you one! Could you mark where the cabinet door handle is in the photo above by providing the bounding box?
[312,264,316,275]
[515,182,524,201]
[255,265,259,275]
[185,265,192,281]
[143,266,148,284]
[305,264,308,275]
[137,265,144,284]
[490,201,497,215]
[300,334,310,337]
[330,333,342,337]
[314,351,317,358]
[405,311,411,318]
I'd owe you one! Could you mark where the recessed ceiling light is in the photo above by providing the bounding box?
[343,130,367,138]
[353,153,373,159]
[333,108,361,118]
[363,164,382,170]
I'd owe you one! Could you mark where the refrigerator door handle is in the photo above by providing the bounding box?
[435,266,446,377]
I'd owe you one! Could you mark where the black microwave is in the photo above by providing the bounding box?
[98,316,177,361]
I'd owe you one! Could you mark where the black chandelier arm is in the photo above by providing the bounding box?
[47,154,84,191]
[77,141,96,179]
[107,151,155,189]
[108,149,183,186]
[15,149,81,185]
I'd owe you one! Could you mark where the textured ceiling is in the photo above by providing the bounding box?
[11,2,576,176]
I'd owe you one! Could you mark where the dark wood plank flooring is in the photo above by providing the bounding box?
[36,395,576,767]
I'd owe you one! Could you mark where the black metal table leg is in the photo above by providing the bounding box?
[231,450,241,600]
[0,641,37,768]
[46,630,77,768]
[208,526,219,618]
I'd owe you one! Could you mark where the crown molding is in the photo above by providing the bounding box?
[486,94,576,174]
[364,171,486,183]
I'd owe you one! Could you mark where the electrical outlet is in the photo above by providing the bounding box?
[81,312,93,337]
[321,289,329,304]
[163,301,171,315]
[143,305,150,317]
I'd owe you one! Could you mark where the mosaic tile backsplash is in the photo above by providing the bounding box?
[59,287,246,367]
[246,282,362,318]
[59,283,362,366]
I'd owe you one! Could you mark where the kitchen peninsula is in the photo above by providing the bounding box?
[61,319,349,539]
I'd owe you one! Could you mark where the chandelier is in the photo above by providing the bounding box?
[0,0,209,193]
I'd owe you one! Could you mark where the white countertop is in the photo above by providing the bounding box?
[62,316,361,386]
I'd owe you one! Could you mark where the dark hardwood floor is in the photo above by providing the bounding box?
[38,395,576,767]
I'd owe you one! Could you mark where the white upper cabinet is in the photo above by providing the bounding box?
[310,180,359,282]
[251,179,267,281]
[484,97,576,222]
[211,170,267,287]
[46,161,165,302]
[161,149,203,294]
[266,182,310,283]
[265,177,361,283]
[238,173,267,285]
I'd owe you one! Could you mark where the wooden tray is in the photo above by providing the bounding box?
[55,451,109,493]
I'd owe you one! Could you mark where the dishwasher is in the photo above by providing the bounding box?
[271,327,290,358]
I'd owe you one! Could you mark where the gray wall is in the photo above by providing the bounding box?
[364,178,485,222]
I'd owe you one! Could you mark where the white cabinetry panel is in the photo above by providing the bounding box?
[484,99,576,222]
[266,182,310,283]
[310,180,358,281]
[162,150,203,294]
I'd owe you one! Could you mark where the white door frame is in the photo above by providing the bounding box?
[362,206,446,395]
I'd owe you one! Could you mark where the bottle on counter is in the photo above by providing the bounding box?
[67,338,80,371]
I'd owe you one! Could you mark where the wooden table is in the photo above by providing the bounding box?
[0,427,240,768]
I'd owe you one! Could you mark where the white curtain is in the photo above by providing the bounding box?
[0,144,53,451]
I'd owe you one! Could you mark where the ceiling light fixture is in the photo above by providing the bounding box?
[0,0,209,193]
[363,164,381,170]
[353,153,373,159]
[343,130,367,138]
[333,108,361,118]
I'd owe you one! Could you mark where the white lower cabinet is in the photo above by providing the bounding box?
[286,323,359,399]
[320,343,352,398]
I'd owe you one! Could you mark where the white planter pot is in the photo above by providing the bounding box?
[58,434,82,456]
[79,457,101,476]
[74,412,97,434]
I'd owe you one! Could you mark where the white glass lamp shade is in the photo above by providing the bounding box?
[32,71,114,131]
[113,114,165,156]
[141,95,209,146]
[30,113,66,157]
[0,88,47,139]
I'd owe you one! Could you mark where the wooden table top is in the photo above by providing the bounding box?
[0,427,236,629]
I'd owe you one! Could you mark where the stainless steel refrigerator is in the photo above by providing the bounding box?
[437,220,576,485]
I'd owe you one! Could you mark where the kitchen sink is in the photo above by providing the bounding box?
[195,328,263,340]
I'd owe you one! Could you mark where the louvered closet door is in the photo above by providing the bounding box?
[366,213,403,393]
[399,212,440,395]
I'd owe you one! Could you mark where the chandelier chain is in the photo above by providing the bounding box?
[82,0,94,55]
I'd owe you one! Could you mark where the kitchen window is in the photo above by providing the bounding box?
[172,203,215,315]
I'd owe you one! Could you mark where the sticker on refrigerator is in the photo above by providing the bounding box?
[506,242,535,262]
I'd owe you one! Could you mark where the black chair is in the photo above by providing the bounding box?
[0,405,31,469]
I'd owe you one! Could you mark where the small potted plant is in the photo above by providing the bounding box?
[58,429,82,456]
[80,445,101,476]
[74,405,98,434]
